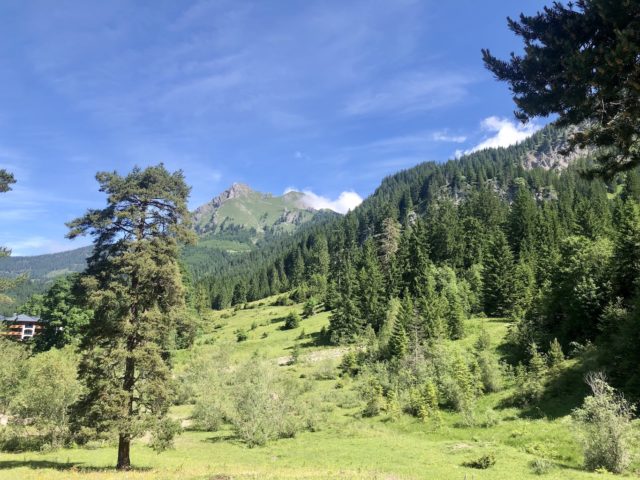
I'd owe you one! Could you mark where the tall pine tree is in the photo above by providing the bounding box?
[67,165,194,470]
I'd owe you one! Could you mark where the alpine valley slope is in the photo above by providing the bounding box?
[0,184,335,309]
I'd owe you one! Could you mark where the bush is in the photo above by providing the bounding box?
[302,297,318,318]
[272,295,294,306]
[548,338,564,371]
[572,372,635,474]
[463,453,496,469]
[474,326,492,351]
[408,381,439,422]
[231,360,310,446]
[476,408,500,428]
[312,359,337,380]
[235,329,248,342]
[476,350,503,393]
[513,344,547,406]
[191,354,319,447]
[361,379,384,417]
[1,347,80,450]
[284,312,301,330]
[530,458,553,475]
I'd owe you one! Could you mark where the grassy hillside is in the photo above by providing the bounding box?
[192,184,322,238]
[0,298,635,480]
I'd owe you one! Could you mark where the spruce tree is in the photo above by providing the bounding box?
[508,180,537,257]
[388,314,408,359]
[483,231,515,317]
[291,248,305,287]
[357,238,385,331]
[483,0,640,176]
[612,200,640,300]
[328,255,362,344]
[67,165,194,470]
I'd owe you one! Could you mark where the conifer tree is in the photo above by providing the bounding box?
[612,200,640,300]
[378,217,401,269]
[548,338,565,371]
[357,238,385,331]
[328,255,362,344]
[483,0,640,176]
[307,234,330,278]
[388,313,408,359]
[483,231,515,317]
[438,266,466,339]
[508,180,537,257]
[291,248,305,287]
[232,282,247,305]
[67,165,194,470]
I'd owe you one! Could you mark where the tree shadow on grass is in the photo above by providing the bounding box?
[204,432,236,444]
[499,358,591,420]
[0,460,151,472]
[299,331,331,348]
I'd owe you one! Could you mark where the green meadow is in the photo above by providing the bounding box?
[0,297,634,480]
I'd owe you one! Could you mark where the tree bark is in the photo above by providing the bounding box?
[116,433,131,470]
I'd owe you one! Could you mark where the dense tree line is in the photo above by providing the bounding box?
[197,125,640,396]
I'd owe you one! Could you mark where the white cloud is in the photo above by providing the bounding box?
[431,131,467,143]
[285,188,363,214]
[464,116,540,155]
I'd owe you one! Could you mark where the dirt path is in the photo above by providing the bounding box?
[276,347,347,366]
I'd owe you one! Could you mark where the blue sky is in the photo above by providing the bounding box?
[0,0,549,256]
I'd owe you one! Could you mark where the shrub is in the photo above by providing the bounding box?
[385,389,401,420]
[476,350,503,393]
[474,326,492,351]
[361,378,384,417]
[312,359,337,380]
[548,338,564,371]
[513,344,547,406]
[2,347,80,450]
[192,355,318,447]
[273,295,294,306]
[572,372,635,474]
[235,329,248,342]
[284,312,301,330]
[463,453,496,469]
[289,343,301,365]
[408,381,439,422]
[339,350,360,376]
[302,297,318,318]
[476,408,500,428]
[530,458,553,475]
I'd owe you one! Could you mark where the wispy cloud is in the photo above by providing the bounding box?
[285,188,363,214]
[462,116,541,155]
[432,131,467,143]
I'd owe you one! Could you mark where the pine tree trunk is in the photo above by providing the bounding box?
[118,336,136,470]
[116,434,131,470]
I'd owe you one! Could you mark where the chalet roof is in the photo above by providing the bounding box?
[0,314,43,323]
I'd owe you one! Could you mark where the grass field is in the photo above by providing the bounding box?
[0,297,636,480]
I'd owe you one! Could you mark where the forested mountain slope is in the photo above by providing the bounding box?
[197,125,593,308]
[197,124,640,398]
